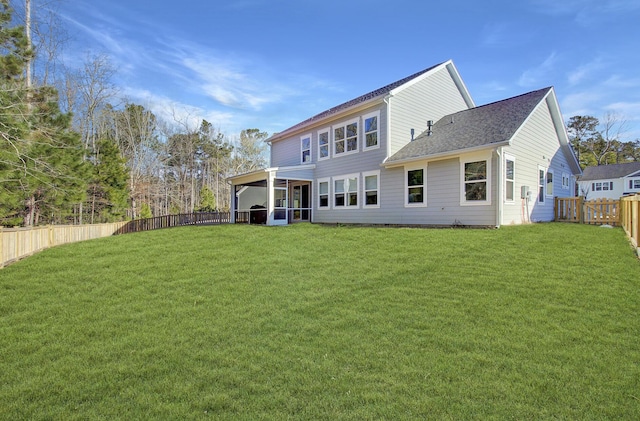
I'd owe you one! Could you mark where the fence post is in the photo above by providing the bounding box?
[578,197,584,224]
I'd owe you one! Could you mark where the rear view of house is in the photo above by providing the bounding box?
[230,60,581,227]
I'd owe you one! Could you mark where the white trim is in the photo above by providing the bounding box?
[504,153,515,203]
[333,173,360,209]
[460,152,492,206]
[332,118,359,157]
[405,165,427,207]
[362,110,380,151]
[317,127,330,161]
[300,133,312,164]
[546,168,554,197]
[362,170,380,208]
[317,177,330,210]
[382,142,509,169]
[537,165,547,204]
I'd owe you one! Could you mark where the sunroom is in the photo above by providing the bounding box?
[229,165,315,225]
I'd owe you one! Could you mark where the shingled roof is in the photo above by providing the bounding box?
[580,162,640,181]
[268,62,446,142]
[387,87,552,163]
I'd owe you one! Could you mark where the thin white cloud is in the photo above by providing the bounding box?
[567,58,605,86]
[518,52,557,87]
[528,0,640,24]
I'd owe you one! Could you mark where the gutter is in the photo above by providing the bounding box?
[382,141,510,169]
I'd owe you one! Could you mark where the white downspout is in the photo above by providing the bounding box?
[496,147,504,228]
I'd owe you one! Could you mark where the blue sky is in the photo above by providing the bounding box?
[57,0,640,141]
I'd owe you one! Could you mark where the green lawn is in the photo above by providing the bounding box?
[1,223,638,419]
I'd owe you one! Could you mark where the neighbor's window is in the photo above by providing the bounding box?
[334,174,358,208]
[464,160,488,201]
[318,129,329,160]
[505,155,515,202]
[546,169,554,197]
[406,167,425,206]
[318,179,329,208]
[301,134,311,163]
[363,170,380,207]
[334,120,358,156]
[629,179,640,189]
[363,111,379,149]
[593,182,613,191]
[538,167,546,203]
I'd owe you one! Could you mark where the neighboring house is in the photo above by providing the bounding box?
[578,162,640,199]
[229,60,581,227]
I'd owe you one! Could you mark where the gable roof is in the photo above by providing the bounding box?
[580,162,640,181]
[386,87,552,164]
[268,60,474,143]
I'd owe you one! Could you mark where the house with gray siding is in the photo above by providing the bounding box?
[229,60,581,227]
[578,162,640,200]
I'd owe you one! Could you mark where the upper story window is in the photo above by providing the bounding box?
[363,111,380,150]
[334,119,358,156]
[300,134,311,164]
[405,166,426,207]
[318,128,329,160]
[462,159,489,204]
[505,155,515,202]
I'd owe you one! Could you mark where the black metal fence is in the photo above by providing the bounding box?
[114,212,231,235]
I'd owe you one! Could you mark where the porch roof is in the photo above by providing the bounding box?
[228,164,316,185]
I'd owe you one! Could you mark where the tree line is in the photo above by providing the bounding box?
[1,0,268,227]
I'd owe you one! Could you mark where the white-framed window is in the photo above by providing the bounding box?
[333,174,359,208]
[562,172,570,190]
[363,111,380,150]
[274,187,287,220]
[593,182,613,191]
[538,166,546,203]
[405,166,426,207]
[317,178,330,209]
[362,170,380,208]
[300,133,311,164]
[505,154,515,202]
[546,169,554,197]
[628,179,640,190]
[317,128,330,160]
[333,119,358,156]
[461,157,491,205]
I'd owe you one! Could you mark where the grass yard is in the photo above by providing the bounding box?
[0,223,639,419]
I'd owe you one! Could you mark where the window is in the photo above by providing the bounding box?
[464,160,488,202]
[546,169,554,197]
[318,178,330,209]
[593,182,613,191]
[405,167,426,206]
[562,172,570,190]
[334,174,358,208]
[629,179,640,190]
[318,129,329,160]
[505,155,515,202]
[538,167,546,203]
[300,134,311,163]
[363,171,380,207]
[274,187,287,220]
[363,111,380,150]
[334,120,358,156]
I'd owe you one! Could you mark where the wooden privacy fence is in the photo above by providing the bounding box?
[1,212,231,268]
[620,194,640,256]
[1,222,127,268]
[555,197,621,226]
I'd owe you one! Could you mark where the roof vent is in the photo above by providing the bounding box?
[427,120,433,136]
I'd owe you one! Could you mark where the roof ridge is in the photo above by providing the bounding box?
[269,61,448,141]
